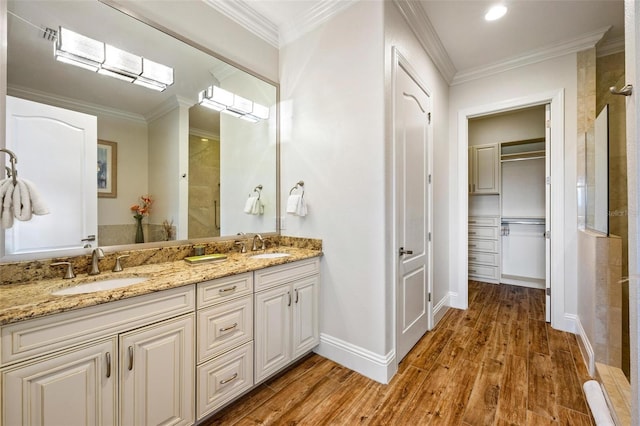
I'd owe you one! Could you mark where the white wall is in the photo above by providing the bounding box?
[384,3,451,325]
[279,0,389,381]
[468,106,545,146]
[449,54,579,332]
[97,115,148,225]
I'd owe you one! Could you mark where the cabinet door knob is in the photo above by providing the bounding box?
[128,346,134,371]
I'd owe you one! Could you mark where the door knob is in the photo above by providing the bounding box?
[399,247,413,256]
[609,84,633,96]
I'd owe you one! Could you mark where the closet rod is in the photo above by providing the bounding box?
[500,155,545,163]
[501,220,546,225]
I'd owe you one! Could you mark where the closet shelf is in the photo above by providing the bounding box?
[500,150,545,162]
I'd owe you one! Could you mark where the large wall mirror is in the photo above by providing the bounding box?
[3,0,279,260]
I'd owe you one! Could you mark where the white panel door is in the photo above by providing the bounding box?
[2,338,117,426]
[119,314,194,426]
[5,96,97,254]
[394,50,432,362]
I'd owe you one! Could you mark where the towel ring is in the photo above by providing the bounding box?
[252,184,263,200]
[289,180,304,197]
[0,148,18,185]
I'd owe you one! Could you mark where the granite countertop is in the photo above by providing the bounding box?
[0,247,322,326]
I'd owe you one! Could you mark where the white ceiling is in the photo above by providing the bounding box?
[241,0,625,80]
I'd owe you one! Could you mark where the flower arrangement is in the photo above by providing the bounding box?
[130,195,153,220]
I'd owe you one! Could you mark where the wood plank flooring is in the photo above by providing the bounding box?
[202,281,593,425]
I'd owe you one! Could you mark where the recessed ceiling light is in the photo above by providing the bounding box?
[485,4,507,21]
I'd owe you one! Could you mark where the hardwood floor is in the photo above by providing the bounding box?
[203,281,593,425]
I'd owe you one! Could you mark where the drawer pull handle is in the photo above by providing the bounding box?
[219,323,238,333]
[220,373,238,385]
[288,291,291,307]
[469,220,477,223]
[128,346,134,371]
[469,257,476,260]
[469,269,477,273]
[106,352,111,378]
[295,289,299,303]
[469,231,477,235]
[469,244,477,248]
[219,285,237,294]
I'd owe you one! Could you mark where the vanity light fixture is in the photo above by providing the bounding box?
[198,85,270,122]
[54,26,174,91]
[485,4,508,21]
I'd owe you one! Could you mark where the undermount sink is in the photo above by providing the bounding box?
[249,253,292,259]
[52,277,149,296]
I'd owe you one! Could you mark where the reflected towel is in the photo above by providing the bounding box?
[296,196,307,217]
[0,178,49,229]
[244,196,259,215]
[0,179,14,229]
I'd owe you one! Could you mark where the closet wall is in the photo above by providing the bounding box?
[469,106,546,288]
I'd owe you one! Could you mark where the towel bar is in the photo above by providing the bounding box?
[0,148,18,185]
[289,180,304,197]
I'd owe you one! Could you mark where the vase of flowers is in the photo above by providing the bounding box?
[130,195,153,243]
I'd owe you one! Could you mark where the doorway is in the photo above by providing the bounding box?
[467,105,550,320]
[455,90,567,330]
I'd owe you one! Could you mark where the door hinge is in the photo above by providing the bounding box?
[546,287,551,296]
[544,230,550,239]
[546,176,551,185]
[546,119,551,128]
[428,112,431,124]
[428,232,432,242]
[428,174,432,184]
[428,292,432,302]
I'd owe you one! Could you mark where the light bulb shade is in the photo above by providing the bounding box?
[210,86,234,106]
[220,109,243,118]
[228,94,253,114]
[55,26,104,71]
[133,78,166,92]
[198,89,225,111]
[98,68,136,82]
[141,58,174,86]
[103,44,142,76]
[249,103,270,120]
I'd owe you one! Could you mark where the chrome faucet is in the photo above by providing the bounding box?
[88,248,105,275]
[235,232,247,253]
[252,234,265,251]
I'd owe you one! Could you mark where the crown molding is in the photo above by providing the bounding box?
[7,85,146,124]
[597,35,625,58]
[202,0,279,48]
[392,0,457,84]
[145,95,194,123]
[452,26,612,86]
[279,0,359,47]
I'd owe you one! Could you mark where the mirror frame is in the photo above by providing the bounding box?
[0,0,281,262]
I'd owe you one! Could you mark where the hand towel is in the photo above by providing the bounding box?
[286,194,300,214]
[251,198,262,215]
[296,196,307,217]
[13,179,33,221]
[0,179,14,229]
[24,179,49,215]
[244,196,258,214]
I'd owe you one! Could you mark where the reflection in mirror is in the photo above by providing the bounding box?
[585,105,609,234]
[3,0,278,258]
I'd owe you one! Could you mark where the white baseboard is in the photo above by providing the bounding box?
[448,291,465,310]
[574,315,595,376]
[314,333,396,384]
[433,292,451,325]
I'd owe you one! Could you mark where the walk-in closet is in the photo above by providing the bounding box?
[468,105,549,293]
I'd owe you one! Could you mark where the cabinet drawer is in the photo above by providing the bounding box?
[468,264,499,280]
[468,217,499,226]
[197,296,253,363]
[468,252,499,267]
[197,273,253,308]
[1,286,195,366]
[468,226,499,239]
[254,258,320,291]
[196,342,253,420]
[468,239,498,253]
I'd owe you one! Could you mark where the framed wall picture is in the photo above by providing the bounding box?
[97,140,117,198]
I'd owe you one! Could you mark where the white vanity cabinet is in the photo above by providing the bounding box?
[254,258,319,383]
[0,286,195,426]
[196,273,254,420]
[2,338,118,425]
